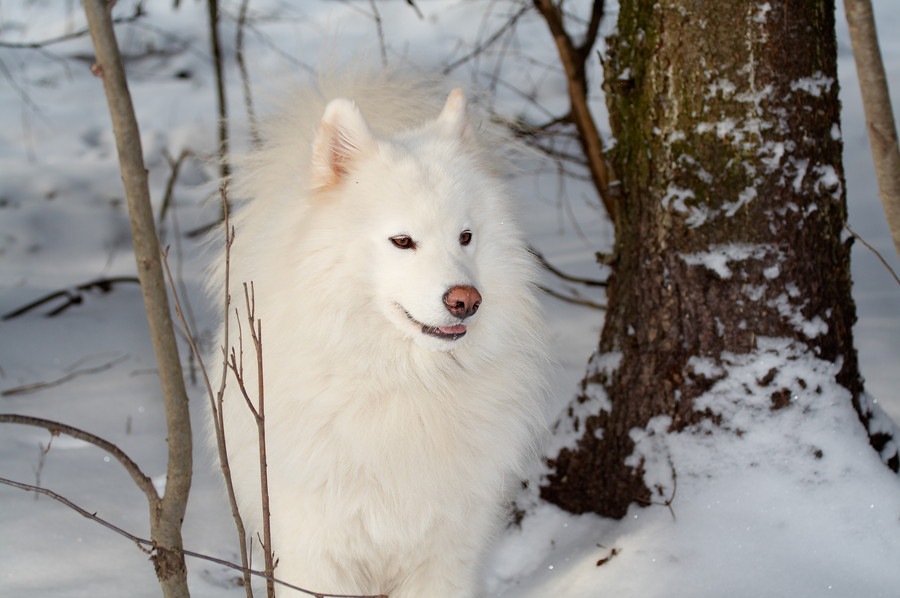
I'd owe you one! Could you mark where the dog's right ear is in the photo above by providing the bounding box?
[311,98,375,189]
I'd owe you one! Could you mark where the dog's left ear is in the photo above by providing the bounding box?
[436,88,471,140]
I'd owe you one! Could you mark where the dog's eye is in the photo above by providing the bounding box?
[459,230,472,246]
[390,235,416,250]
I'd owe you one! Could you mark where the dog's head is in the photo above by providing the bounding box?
[308,90,507,352]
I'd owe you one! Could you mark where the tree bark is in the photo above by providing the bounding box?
[541,0,889,518]
[82,1,193,594]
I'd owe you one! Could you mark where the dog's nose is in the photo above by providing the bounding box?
[443,285,482,320]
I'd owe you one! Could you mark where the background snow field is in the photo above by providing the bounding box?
[1,1,899,597]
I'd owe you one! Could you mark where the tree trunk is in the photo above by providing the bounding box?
[82,1,193,594]
[541,0,894,519]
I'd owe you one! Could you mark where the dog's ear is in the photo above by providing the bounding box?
[436,88,471,140]
[311,98,375,189]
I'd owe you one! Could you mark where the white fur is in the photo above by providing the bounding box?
[207,72,548,597]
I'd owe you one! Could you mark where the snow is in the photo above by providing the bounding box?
[680,243,776,279]
[1,1,899,597]
[790,72,835,97]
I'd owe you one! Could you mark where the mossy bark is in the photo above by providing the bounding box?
[541,0,882,518]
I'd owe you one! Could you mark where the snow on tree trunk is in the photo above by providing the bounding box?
[541,0,898,519]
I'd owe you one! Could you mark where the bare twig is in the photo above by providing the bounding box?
[404,0,424,19]
[32,440,52,501]
[158,149,193,231]
[0,9,144,49]
[528,245,608,287]
[208,0,230,188]
[158,149,200,384]
[843,0,900,256]
[227,281,277,597]
[633,461,678,521]
[845,223,900,285]
[161,188,254,596]
[537,284,605,310]
[368,0,389,68]
[0,478,388,598]
[442,3,531,76]
[0,415,158,503]
[2,355,129,397]
[236,0,261,148]
[1,277,140,320]
[577,0,605,60]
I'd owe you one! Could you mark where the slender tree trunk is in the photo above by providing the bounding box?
[843,0,900,256]
[541,0,891,518]
[82,1,192,594]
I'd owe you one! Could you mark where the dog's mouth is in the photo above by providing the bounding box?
[400,307,467,341]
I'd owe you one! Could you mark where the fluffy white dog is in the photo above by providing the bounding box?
[208,73,548,597]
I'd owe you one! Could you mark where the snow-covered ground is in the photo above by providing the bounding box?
[0,1,898,596]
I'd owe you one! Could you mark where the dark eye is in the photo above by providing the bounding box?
[459,230,472,246]
[390,235,416,250]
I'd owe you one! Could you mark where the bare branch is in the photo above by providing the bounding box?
[228,279,277,596]
[2,277,140,320]
[0,415,159,503]
[207,0,230,186]
[368,0,389,67]
[405,0,424,20]
[577,0,605,60]
[537,284,605,310]
[236,0,261,148]
[2,354,129,397]
[845,223,900,285]
[528,245,608,287]
[158,149,193,231]
[0,478,388,598]
[442,3,532,75]
[0,9,144,50]
[162,188,254,595]
[533,0,617,221]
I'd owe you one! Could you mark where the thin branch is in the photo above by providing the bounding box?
[227,280,277,596]
[533,0,616,222]
[368,0,389,68]
[158,151,200,385]
[162,188,254,596]
[0,416,158,503]
[577,0,605,60]
[0,9,144,49]
[2,277,140,320]
[528,245,608,287]
[0,478,388,598]
[2,354,129,397]
[158,149,193,231]
[0,477,153,549]
[442,3,531,76]
[845,223,900,285]
[207,0,230,186]
[404,0,424,20]
[236,0,261,148]
[537,284,605,310]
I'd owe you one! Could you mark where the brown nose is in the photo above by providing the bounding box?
[443,285,482,319]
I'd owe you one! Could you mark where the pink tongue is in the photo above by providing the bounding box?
[438,324,467,335]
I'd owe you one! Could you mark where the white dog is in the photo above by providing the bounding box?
[208,73,548,597]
